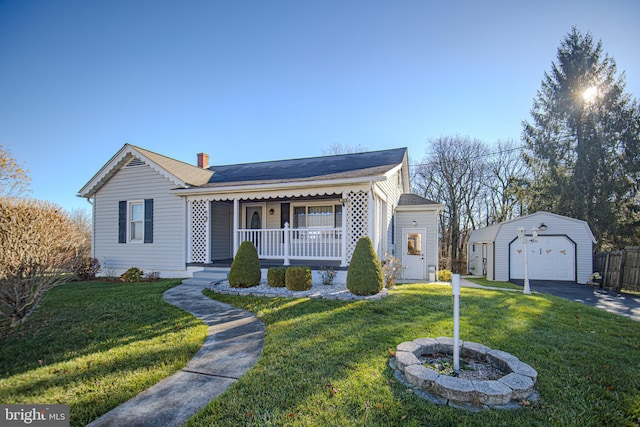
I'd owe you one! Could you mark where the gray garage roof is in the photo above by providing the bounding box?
[398,193,439,206]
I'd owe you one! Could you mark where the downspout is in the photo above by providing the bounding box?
[86,196,95,258]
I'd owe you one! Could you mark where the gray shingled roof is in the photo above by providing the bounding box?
[204,147,407,185]
[398,193,439,206]
[132,145,213,186]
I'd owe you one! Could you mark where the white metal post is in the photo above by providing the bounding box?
[233,198,239,257]
[517,226,533,295]
[452,274,461,376]
[341,194,348,267]
[523,242,531,294]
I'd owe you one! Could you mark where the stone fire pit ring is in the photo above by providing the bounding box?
[391,337,537,409]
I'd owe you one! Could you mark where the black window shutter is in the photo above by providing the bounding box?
[144,199,154,243]
[118,201,127,243]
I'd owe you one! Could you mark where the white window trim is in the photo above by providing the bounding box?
[128,200,145,243]
[290,200,342,229]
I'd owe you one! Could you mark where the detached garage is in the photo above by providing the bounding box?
[467,212,596,284]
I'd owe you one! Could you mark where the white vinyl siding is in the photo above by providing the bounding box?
[93,163,186,276]
[374,170,403,257]
[395,208,440,279]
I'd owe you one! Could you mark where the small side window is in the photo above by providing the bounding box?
[129,202,144,241]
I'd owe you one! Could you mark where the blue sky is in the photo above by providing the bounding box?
[1,0,638,212]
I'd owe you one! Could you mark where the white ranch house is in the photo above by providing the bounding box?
[78,144,443,281]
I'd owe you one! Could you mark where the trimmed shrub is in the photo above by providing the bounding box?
[438,269,453,282]
[346,236,384,296]
[146,271,161,282]
[228,241,261,288]
[285,266,312,291]
[121,267,144,283]
[72,257,101,281]
[267,267,287,287]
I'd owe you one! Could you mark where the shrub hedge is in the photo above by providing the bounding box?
[228,241,261,288]
[267,267,287,287]
[285,266,312,291]
[438,269,453,282]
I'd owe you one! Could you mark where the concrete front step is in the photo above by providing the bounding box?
[182,269,229,285]
[194,269,229,279]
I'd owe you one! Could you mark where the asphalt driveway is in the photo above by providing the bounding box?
[511,280,640,321]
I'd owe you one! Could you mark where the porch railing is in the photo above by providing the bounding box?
[237,223,343,264]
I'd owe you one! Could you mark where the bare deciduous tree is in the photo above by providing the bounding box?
[0,145,31,197]
[413,136,487,272]
[68,207,92,258]
[0,198,80,326]
[483,139,528,224]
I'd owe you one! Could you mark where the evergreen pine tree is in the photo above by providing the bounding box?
[522,27,640,249]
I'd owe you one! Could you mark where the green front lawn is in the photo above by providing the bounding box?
[189,283,640,426]
[0,280,207,426]
[2,281,638,426]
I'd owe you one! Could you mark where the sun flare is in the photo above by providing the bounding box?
[582,86,598,103]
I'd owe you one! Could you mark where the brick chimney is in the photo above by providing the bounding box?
[197,152,209,169]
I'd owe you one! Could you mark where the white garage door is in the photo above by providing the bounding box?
[510,236,575,281]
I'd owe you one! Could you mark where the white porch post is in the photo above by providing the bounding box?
[233,198,239,257]
[368,188,375,240]
[341,193,347,267]
[283,222,291,266]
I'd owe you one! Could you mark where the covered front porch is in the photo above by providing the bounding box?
[186,191,371,268]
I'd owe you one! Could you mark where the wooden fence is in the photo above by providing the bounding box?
[593,247,640,293]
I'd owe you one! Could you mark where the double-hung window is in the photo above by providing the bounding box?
[129,202,144,242]
[292,204,342,240]
[293,205,342,229]
[119,199,153,244]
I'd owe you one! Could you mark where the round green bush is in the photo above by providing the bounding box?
[228,241,261,288]
[438,269,453,282]
[267,267,287,287]
[285,266,312,291]
[121,267,144,283]
[346,236,384,296]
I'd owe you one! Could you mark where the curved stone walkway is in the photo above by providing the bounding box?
[87,281,265,427]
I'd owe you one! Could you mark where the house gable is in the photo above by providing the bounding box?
[78,144,213,198]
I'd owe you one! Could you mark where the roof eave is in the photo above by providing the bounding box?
[396,203,444,212]
[172,175,389,196]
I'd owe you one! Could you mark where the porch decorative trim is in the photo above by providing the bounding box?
[189,200,209,263]
[346,190,369,261]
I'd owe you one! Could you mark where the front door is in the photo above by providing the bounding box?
[245,206,263,252]
[403,229,426,280]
